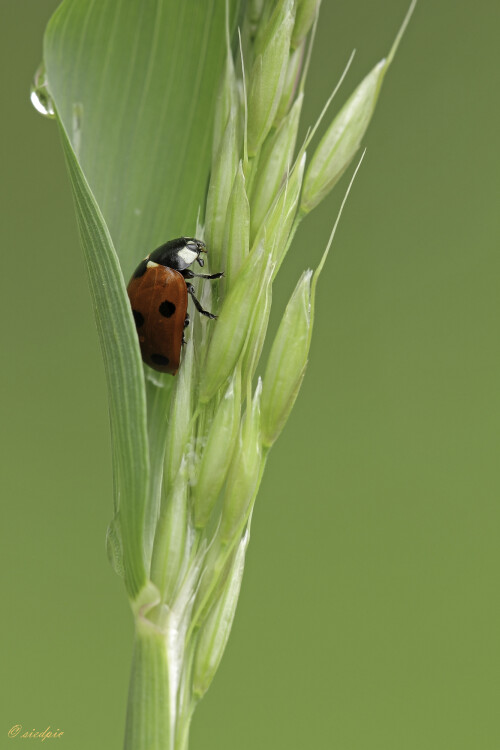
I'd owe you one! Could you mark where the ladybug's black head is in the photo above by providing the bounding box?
[148,236,207,272]
[184,238,206,254]
[184,237,207,267]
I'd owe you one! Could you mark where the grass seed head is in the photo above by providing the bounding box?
[192,530,249,698]
[261,270,312,446]
[222,161,250,289]
[292,0,321,49]
[248,0,265,27]
[194,370,242,528]
[200,247,273,403]
[205,109,240,266]
[220,382,263,543]
[254,151,306,271]
[241,282,272,387]
[247,0,296,156]
[275,42,305,123]
[301,58,386,213]
[250,92,303,240]
[150,459,189,604]
[163,342,194,489]
[212,51,239,166]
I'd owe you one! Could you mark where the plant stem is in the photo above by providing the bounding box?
[124,617,189,750]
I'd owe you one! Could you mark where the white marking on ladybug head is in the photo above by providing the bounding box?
[178,247,199,266]
[147,261,160,268]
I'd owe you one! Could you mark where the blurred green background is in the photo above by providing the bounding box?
[2,1,499,748]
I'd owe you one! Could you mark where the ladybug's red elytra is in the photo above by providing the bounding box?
[127,237,223,375]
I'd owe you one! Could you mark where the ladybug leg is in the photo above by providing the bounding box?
[195,272,224,279]
[183,269,224,280]
[186,282,217,319]
[182,313,190,345]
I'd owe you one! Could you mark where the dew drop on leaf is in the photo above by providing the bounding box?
[30,62,55,119]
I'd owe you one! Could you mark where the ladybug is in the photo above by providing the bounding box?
[127,237,223,375]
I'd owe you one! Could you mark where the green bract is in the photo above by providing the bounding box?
[250,92,303,239]
[192,529,249,698]
[301,58,385,214]
[212,50,239,166]
[301,0,417,214]
[36,1,415,747]
[220,381,263,543]
[221,162,250,287]
[292,0,321,49]
[200,245,273,403]
[194,370,241,528]
[261,270,312,446]
[275,42,304,122]
[205,111,240,266]
[247,0,295,156]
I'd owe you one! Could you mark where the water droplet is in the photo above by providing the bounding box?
[30,62,55,119]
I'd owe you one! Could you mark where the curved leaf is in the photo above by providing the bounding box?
[43,0,239,599]
[44,0,238,277]
[59,122,149,598]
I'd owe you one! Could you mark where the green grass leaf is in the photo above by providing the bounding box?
[59,123,149,598]
[44,0,238,278]
[43,0,239,599]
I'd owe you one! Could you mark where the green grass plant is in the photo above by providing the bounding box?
[34,1,415,747]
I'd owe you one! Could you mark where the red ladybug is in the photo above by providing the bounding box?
[127,237,222,375]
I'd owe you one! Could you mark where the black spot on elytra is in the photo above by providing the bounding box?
[132,310,145,327]
[133,259,148,278]
[159,299,176,317]
[151,353,170,366]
